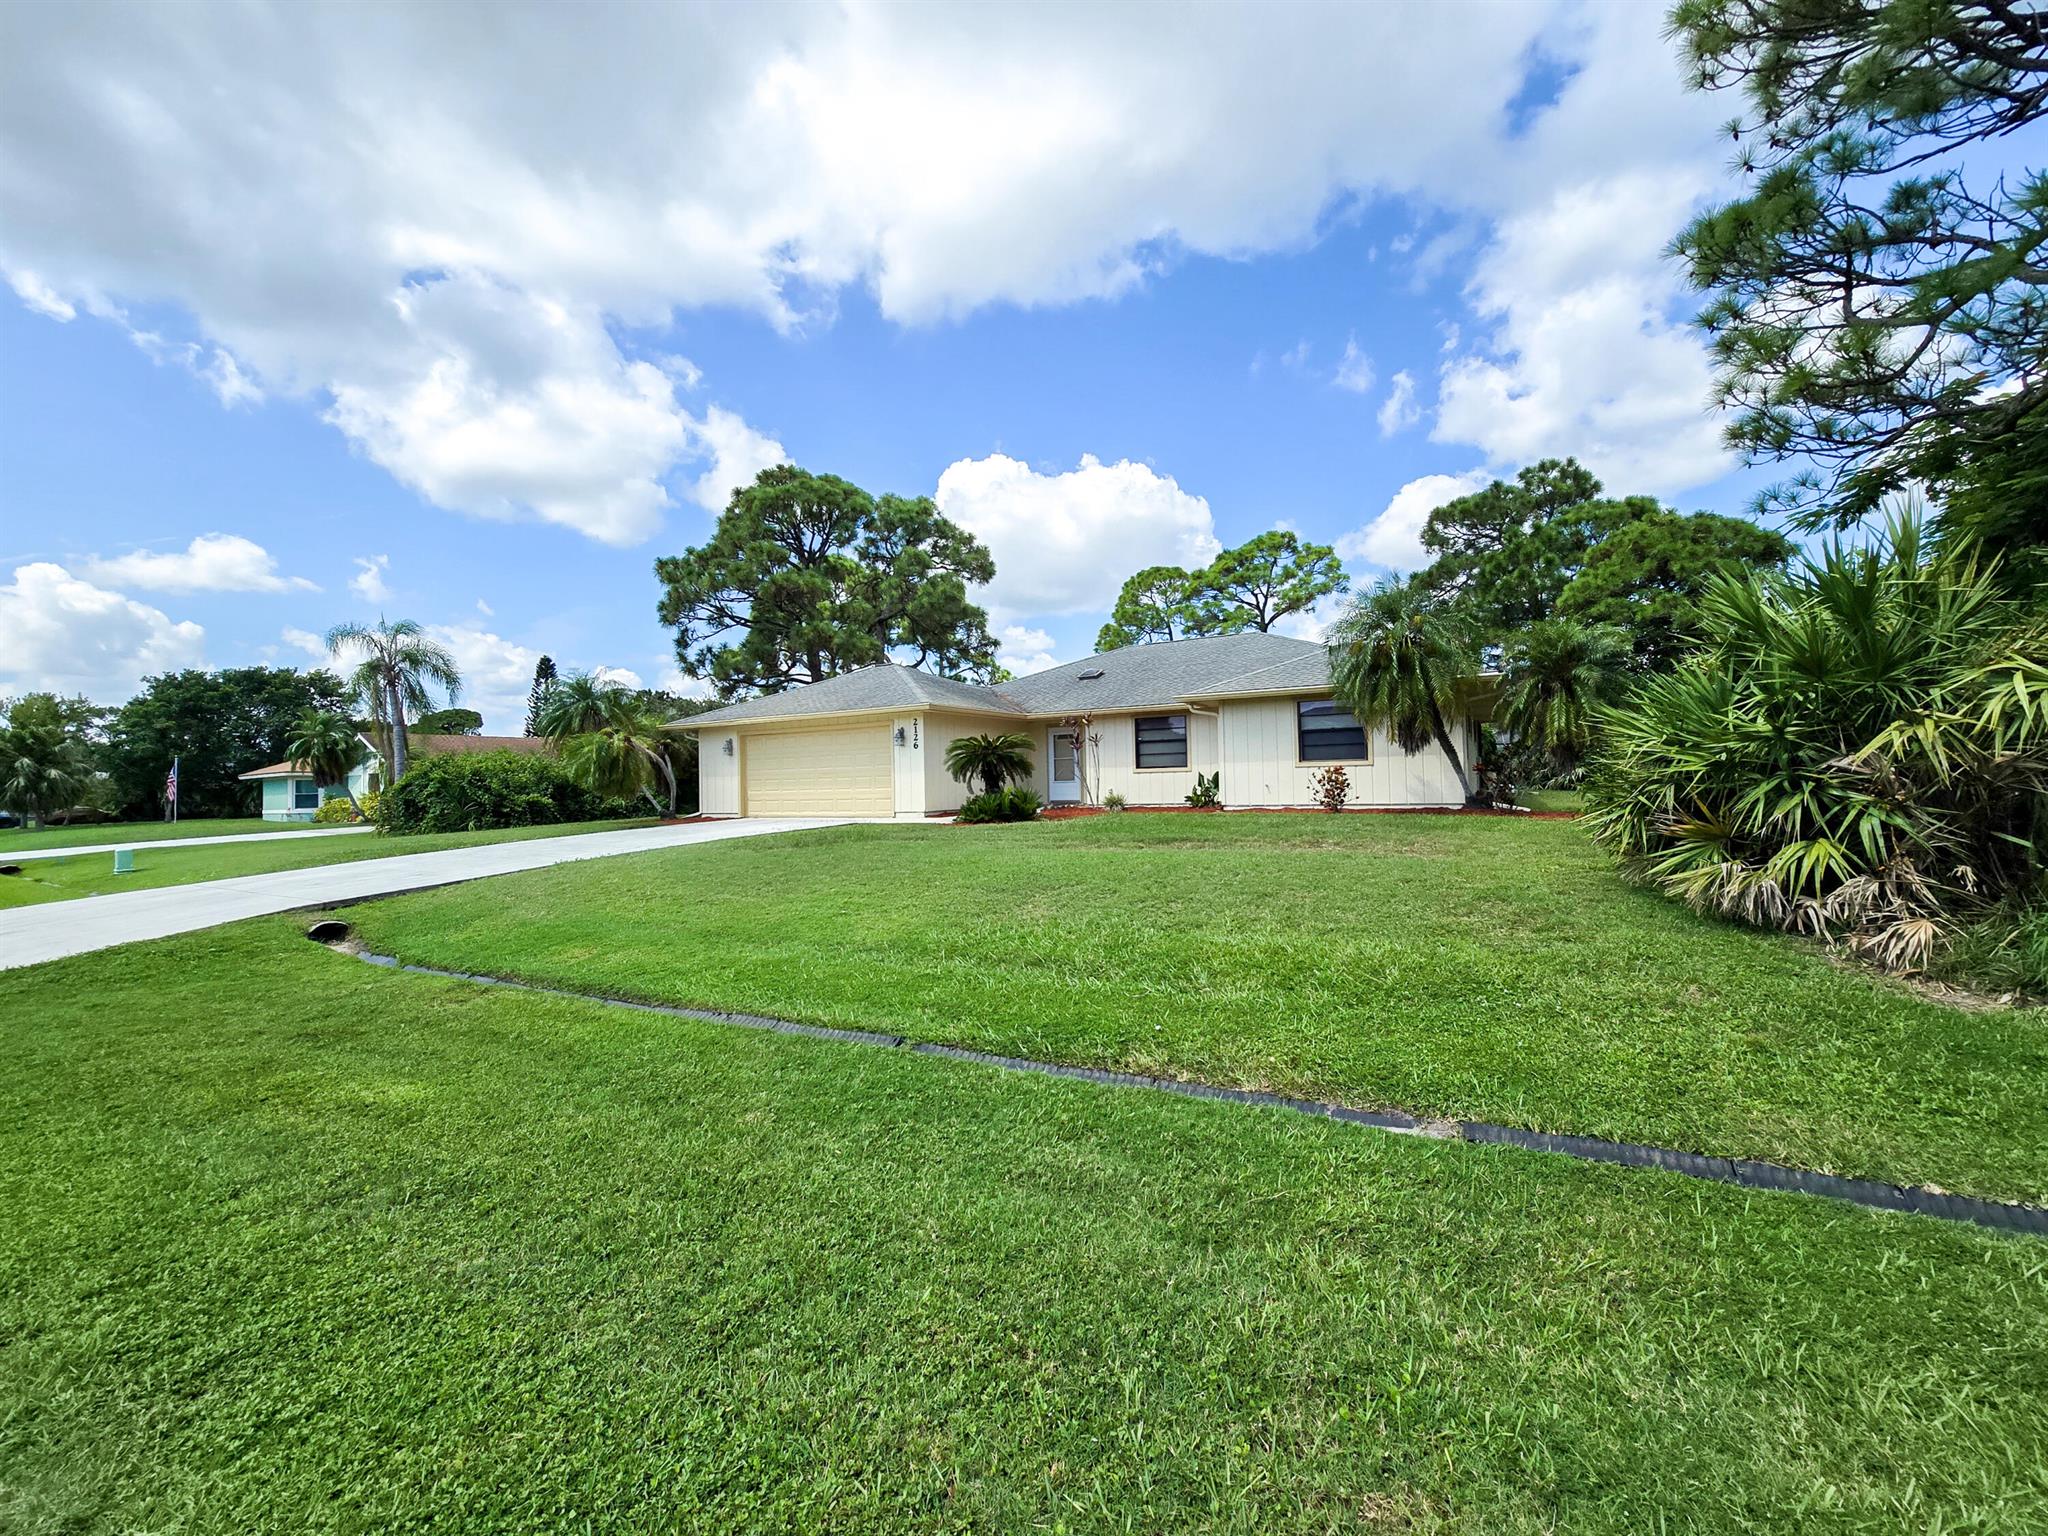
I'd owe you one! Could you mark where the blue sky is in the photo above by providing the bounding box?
[1,1,1783,731]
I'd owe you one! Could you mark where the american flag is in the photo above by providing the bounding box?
[164,756,178,805]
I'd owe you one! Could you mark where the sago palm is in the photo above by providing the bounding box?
[286,709,368,817]
[943,732,1036,796]
[1327,579,1479,802]
[1499,618,1632,775]
[325,619,461,782]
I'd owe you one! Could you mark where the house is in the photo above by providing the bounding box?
[681,632,1496,819]
[238,733,554,821]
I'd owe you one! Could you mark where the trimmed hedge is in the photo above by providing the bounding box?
[377,751,616,835]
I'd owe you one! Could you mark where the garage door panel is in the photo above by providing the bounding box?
[745,727,893,817]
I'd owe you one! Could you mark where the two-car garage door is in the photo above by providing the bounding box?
[743,726,894,817]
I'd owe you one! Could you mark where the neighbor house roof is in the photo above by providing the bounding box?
[238,757,321,781]
[678,632,1339,729]
[405,733,554,757]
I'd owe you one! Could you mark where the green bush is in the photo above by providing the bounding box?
[1184,772,1221,809]
[376,751,613,835]
[956,787,1042,824]
[1101,791,1127,811]
[1583,515,2047,974]
[311,797,360,825]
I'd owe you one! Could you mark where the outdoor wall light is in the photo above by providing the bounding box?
[722,737,734,756]
[894,726,907,746]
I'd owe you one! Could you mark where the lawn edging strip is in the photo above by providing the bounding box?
[327,936,2048,1238]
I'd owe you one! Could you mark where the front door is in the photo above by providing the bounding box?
[1049,730,1080,804]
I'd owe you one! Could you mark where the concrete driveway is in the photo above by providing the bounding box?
[0,818,859,971]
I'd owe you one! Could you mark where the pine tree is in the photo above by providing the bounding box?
[524,655,557,737]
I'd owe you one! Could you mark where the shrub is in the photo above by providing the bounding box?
[376,751,611,835]
[1308,765,1350,813]
[1101,791,1127,811]
[312,797,360,825]
[1583,514,2048,973]
[1184,772,1221,809]
[956,786,1042,824]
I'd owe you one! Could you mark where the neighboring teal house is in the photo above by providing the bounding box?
[238,734,381,821]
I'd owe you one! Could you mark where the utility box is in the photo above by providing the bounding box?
[112,848,135,875]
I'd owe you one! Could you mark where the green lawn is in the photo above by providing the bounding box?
[347,815,2048,1205]
[3,919,2043,1533]
[1518,789,1583,813]
[0,816,300,853]
[0,818,659,908]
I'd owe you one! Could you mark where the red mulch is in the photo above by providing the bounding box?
[1033,805,1577,821]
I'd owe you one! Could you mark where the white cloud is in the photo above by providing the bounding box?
[682,405,788,515]
[994,624,1059,676]
[475,598,494,617]
[935,453,1220,617]
[1377,370,1420,436]
[657,665,718,701]
[7,267,74,321]
[1273,593,1348,644]
[1336,471,1489,573]
[592,665,644,689]
[349,555,393,604]
[281,626,327,659]
[0,562,205,702]
[1432,171,1731,494]
[82,533,315,594]
[422,624,535,735]
[1332,337,1374,394]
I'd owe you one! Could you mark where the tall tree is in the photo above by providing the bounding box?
[1671,0,2048,532]
[1557,509,1795,670]
[1412,460,1645,640]
[101,667,353,818]
[1327,580,1481,803]
[536,674,683,814]
[654,466,999,698]
[325,619,461,783]
[1192,531,1347,633]
[412,707,483,736]
[524,655,558,736]
[0,694,94,829]
[1096,566,1201,650]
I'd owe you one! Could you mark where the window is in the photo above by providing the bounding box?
[291,778,321,810]
[1134,714,1188,769]
[1297,699,1367,762]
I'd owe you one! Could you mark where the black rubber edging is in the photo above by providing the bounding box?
[337,946,2048,1238]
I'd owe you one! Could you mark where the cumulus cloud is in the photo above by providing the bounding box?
[591,665,644,689]
[1332,337,1374,394]
[1377,371,1420,436]
[349,555,393,604]
[1432,172,1731,493]
[935,453,1220,617]
[1336,471,1489,573]
[681,405,788,515]
[82,533,315,594]
[994,624,1059,676]
[423,624,539,735]
[657,665,718,701]
[280,626,327,658]
[0,562,205,701]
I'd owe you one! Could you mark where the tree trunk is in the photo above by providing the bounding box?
[645,746,679,815]
[1428,702,1476,804]
[387,674,409,780]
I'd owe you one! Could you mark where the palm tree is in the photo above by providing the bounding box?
[286,709,368,817]
[1498,618,1632,775]
[325,619,461,783]
[539,675,682,814]
[1327,579,1480,803]
[943,732,1036,796]
[0,710,90,830]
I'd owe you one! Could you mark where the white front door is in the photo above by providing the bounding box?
[1049,730,1080,804]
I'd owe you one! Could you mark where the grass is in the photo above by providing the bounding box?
[0,816,306,852]
[0,818,659,909]
[346,815,2048,1205]
[3,919,2045,1533]
[1518,788,1583,813]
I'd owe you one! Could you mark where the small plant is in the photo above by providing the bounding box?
[1308,764,1349,813]
[311,797,360,825]
[1101,791,1127,812]
[1184,772,1221,810]
[956,786,1042,824]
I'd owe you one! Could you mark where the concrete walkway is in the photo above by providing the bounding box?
[0,818,856,971]
[0,825,378,862]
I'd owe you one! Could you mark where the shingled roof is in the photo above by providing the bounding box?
[676,632,1336,728]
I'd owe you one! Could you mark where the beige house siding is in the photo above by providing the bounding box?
[1030,709,1220,806]
[922,710,1031,814]
[1216,695,1466,807]
[699,728,742,816]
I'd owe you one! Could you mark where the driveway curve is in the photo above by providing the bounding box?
[0,818,857,971]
